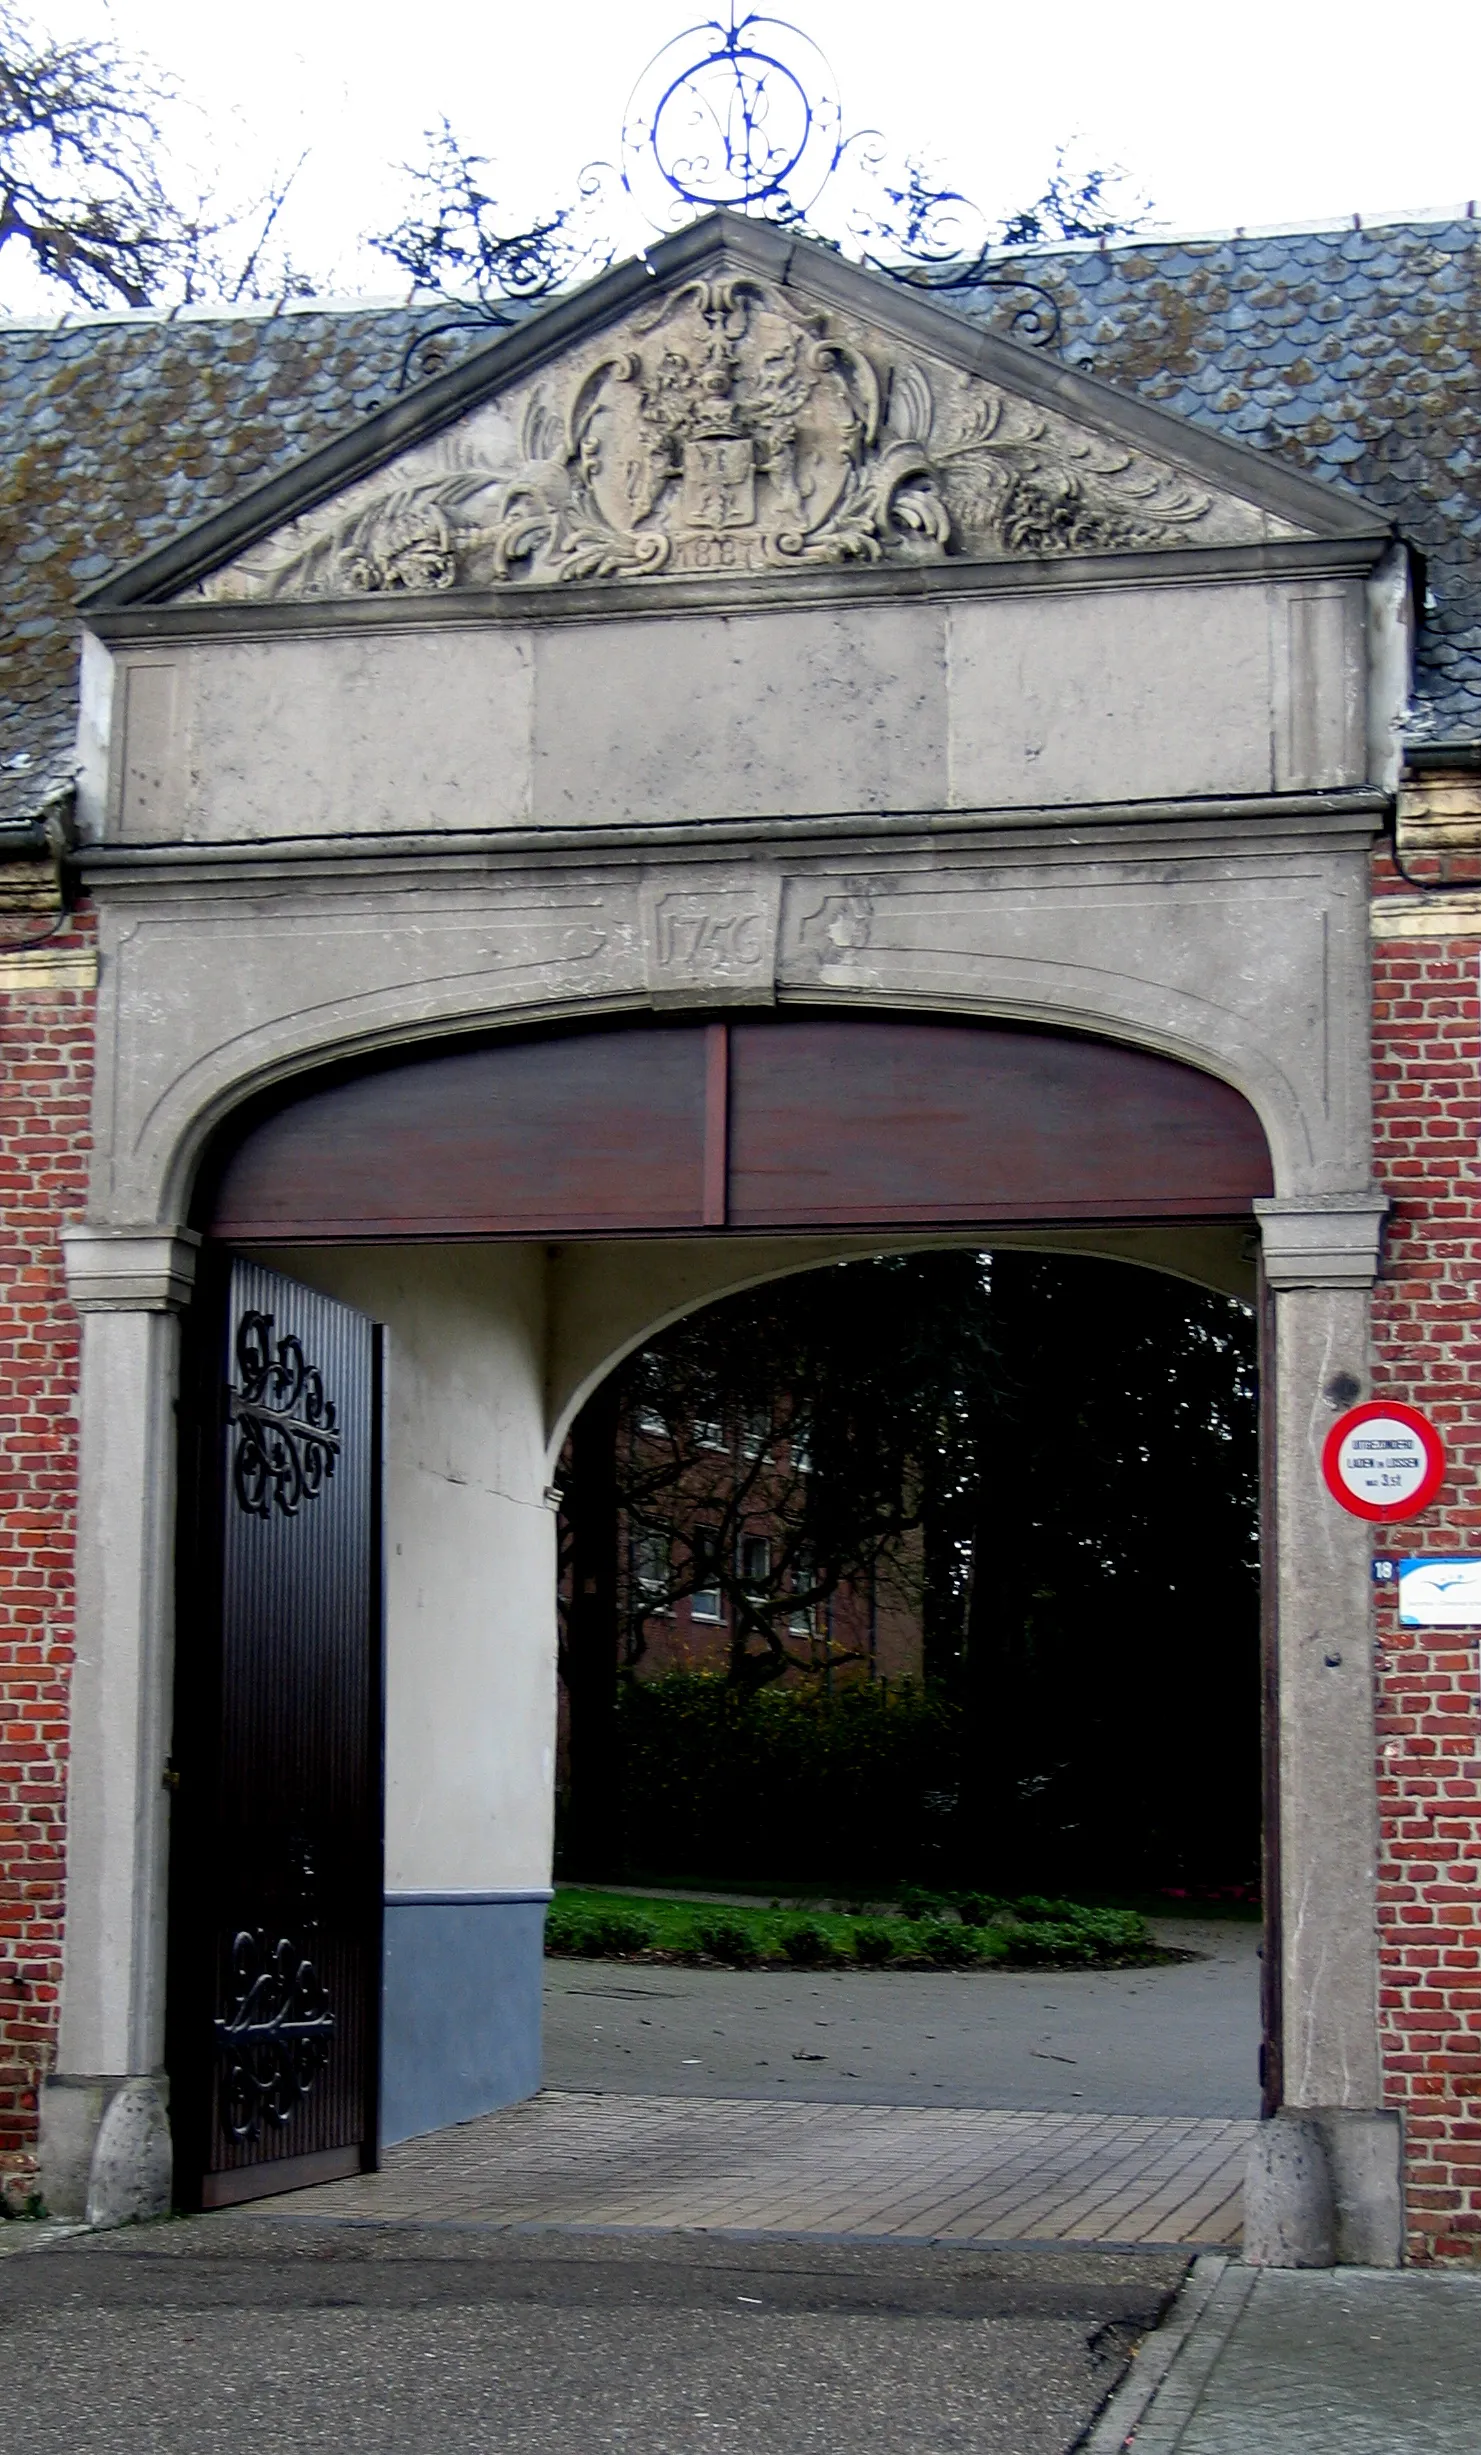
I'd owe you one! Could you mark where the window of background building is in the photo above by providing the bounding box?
[739,1533,771,1595]
[632,1528,672,1610]
[691,1525,724,1622]
[789,1544,816,1637]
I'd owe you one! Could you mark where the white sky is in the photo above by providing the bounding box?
[18,0,1481,306]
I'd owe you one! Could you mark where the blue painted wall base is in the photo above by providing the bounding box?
[380,1895,546,2146]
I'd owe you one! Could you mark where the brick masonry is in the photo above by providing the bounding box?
[1371,847,1481,2263]
[0,910,95,2204]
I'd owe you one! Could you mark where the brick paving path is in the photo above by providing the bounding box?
[251,2093,1253,2247]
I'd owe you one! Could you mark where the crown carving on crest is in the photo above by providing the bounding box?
[197,270,1285,606]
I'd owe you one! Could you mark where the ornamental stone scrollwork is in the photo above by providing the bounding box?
[195,274,1294,605]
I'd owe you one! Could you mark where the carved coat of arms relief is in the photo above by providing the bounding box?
[195,272,1296,605]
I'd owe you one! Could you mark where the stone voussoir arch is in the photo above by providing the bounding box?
[120,966,1311,1238]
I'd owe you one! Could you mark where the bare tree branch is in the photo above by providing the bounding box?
[0,3,315,312]
[371,117,598,313]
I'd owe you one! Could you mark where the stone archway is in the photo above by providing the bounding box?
[44,212,1402,2259]
[144,1006,1280,2191]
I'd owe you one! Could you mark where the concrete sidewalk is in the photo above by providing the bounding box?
[1091,2256,1481,2453]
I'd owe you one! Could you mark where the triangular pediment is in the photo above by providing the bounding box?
[84,215,1388,614]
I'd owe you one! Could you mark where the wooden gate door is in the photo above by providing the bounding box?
[169,1257,382,2210]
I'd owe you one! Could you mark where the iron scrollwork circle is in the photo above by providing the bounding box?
[229,1310,342,1518]
[621,11,844,229]
[214,1928,337,2143]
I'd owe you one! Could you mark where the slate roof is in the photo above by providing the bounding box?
[0,301,444,823]
[1024,216,1481,749]
[2,212,1478,826]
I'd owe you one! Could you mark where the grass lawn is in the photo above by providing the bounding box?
[547,1885,1177,1971]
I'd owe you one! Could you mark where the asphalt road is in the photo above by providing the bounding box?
[0,2220,1189,2455]
[544,1917,1262,2117]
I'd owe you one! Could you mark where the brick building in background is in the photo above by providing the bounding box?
[1,214,1480,2256]
[616,1396,926,1687]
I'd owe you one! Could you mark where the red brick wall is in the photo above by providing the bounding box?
[1370,856,1481,2262]
[0,915,95,2203]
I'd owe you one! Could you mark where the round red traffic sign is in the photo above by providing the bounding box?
[1321,1400,1445,1522]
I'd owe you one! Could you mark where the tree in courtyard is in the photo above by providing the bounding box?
[608,1252,998,1696]
[556,1253,993,1873]
[559,1250,1260,1892]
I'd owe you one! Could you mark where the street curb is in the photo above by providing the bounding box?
[0,2219,88,2259]
[1078,2251,1250,2452]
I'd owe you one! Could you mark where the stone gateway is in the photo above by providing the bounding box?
[1,208,1479,2263]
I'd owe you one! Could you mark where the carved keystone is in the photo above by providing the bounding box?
[642,873,782,1009]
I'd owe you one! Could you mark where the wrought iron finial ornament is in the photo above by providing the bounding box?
[619,8,844,229]
[617,8,1060,340]
[393,8,1070,389]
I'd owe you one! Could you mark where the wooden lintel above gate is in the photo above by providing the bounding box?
[203,1013,1273,1246]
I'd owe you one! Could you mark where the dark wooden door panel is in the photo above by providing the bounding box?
[205,1014,1272,1243]
[210,1029,709,1241]
[170,1259,382,2210]
[726,1017,1273,1225]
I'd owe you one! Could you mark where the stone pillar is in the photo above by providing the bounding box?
[1246,1193,1403,2267]
[40,1226,199,2225]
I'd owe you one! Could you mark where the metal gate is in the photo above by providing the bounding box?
[169,1257,382,2210]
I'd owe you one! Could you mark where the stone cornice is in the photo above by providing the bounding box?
[62,1226,201,1312]
[1254,1194,1389,1289]
[82,533,1387,650]
[71,789,1390,900]
[1372,892,1481,940]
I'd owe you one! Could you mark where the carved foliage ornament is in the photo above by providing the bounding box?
[199,275,1289,604]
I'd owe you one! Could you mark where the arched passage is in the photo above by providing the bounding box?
[545,1243,1264,2149]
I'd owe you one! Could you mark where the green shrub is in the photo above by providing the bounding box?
[577,1909,656,1957]
[904,1918,976,1967]
[692,1914,760,1966]
[898,1884,950,1920]
[544,1907,593,1956]
[779,1919,839,1967]
[852,1919,897,1966]
[923,1920,979,1967]
[613,1671,962,1885]
[1000,1920,1096,1965]
[955,1891,999,1928]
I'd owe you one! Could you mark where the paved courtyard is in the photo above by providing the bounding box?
[238,1915,1257,2248]
[252,2091,1252,2248]
[543,1915,1262,2116]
